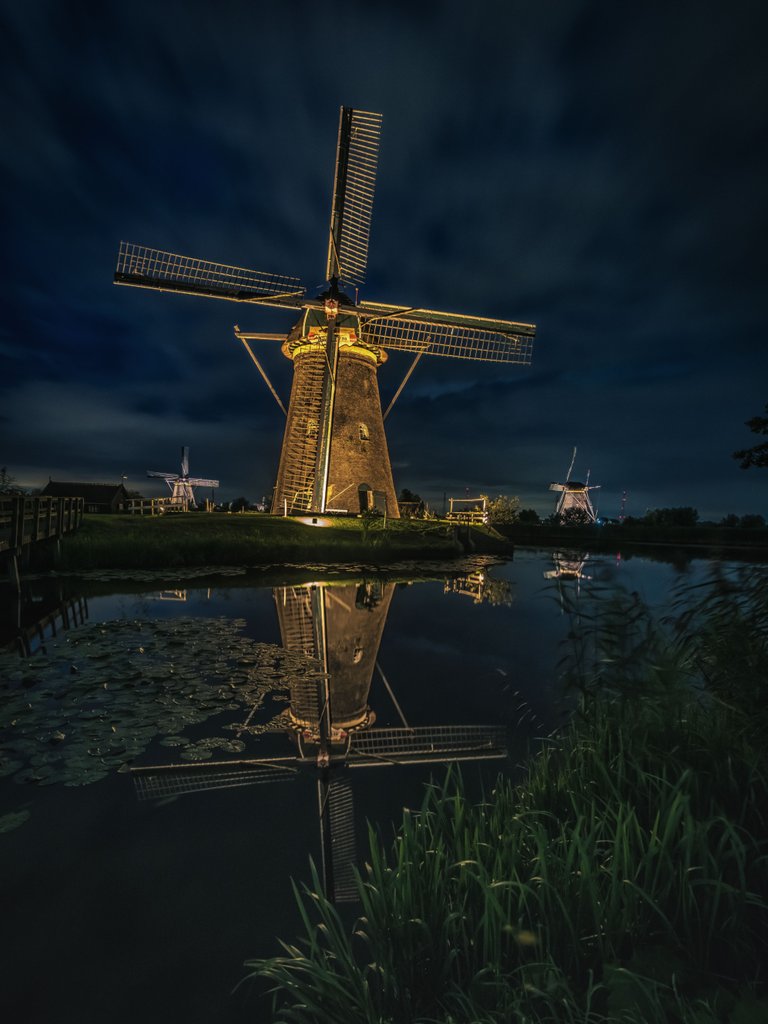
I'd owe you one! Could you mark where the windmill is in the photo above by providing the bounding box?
[131,580,508,902]
[549,447,600,524]
[115,107,536,516]
[146,446,219,509]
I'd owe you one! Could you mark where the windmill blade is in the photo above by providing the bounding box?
[147,471,177,480]
[186,477,220,488]
[357,302,535,364]
[566,447,577,482]
[325,108,383,287]
[115,242,306,309]
[318,775,358,903]
[180,447,189,477]
[347,724,508,764]
[131,757,299,801]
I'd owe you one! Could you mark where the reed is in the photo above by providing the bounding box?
[245,566,768,1022]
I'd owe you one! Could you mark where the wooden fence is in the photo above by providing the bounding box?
[0,496,84,588]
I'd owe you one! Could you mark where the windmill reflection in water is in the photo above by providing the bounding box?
[131,578,509,903]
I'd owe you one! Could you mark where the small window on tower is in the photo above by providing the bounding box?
[306,418,318,439]
[359,423,369,441]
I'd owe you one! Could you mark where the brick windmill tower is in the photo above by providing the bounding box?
[114,107,536,516]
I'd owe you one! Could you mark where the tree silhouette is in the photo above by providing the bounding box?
[733,403,768,469]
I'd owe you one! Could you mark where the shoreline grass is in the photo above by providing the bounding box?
[43,513,477,570]
[245,566,768,1023]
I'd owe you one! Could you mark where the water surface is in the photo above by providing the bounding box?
[0,547,740,1023]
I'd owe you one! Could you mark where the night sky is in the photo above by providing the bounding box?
[2,0,766,520]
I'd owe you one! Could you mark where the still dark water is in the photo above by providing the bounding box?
[0,547,750,1023]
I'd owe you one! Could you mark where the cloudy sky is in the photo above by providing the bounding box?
[1,0,766,519]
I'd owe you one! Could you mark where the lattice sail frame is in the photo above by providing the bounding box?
[115,242,306,307]
[358,304,534,365]
[326,108,383,288]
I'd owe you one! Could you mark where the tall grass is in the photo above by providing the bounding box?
[245,566,768,1023]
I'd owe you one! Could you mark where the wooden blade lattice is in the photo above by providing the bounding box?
[358,303,535,364]
[132,758,299,800]
[348,724,508,763]
[115,242,306,309]
[326,108,383,287]
[320,776,358,903]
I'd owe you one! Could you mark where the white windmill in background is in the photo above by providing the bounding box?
[147,446,219,509]
[549,447,600,524]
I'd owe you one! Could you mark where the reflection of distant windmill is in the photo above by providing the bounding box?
[132,580,507,902]
[146,446,219,509]
[543,550,592,609]
[549,446,600,523]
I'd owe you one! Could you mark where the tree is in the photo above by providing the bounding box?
[0,467,23,494]
[644,507,699,528]
[397,487,425,517]
[561,507,591,526]
[720,514,740,527]
[517,508,540,524]
[483,494,520,525]
[740,513,765,529]
[229,496,251,512]
[733,403,768,469]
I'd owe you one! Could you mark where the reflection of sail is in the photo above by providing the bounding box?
[132,577,508,904]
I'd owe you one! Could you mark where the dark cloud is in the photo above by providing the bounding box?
[1,0,766,518]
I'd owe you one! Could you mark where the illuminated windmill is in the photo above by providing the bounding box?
[115,107,536,516]
[549,447,600,524]
[131,580,507,902]
[146,446,219,509]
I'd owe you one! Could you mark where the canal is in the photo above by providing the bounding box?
[0,547,756,1022]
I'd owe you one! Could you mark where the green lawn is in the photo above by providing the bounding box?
[52,512,468,569]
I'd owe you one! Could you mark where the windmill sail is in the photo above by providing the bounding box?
[348,724,508,765]
[358,303,535,364]
[115,242,306,308]
[132,757,299,801]
[325,108,383,287]
[319,775,358,903]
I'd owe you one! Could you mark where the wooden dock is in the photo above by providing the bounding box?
[0,495,84,588]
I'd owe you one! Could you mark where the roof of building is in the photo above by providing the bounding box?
[40,481,132,503]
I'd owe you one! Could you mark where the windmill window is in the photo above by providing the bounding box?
[359,423,369,441]
[306,418,318,439]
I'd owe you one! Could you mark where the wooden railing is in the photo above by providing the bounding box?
[0,495,84,555]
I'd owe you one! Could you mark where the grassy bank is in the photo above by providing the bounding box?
[246,567,768,1023]
[45,513,475,570]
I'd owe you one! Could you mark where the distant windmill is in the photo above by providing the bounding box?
[115,106,536,516]
[147,446,219,509]
[549,447,600,523]
[131,580,507,902]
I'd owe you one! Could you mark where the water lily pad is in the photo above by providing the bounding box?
[180,745,214,762]
[0,810,31,834]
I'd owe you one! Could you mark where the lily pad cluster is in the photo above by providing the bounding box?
[0,616,324,787]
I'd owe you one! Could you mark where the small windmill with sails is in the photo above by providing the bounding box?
[147,446,219,509]
[549,447,600,524]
